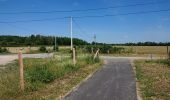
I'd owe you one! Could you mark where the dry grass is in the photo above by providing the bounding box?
[134,59,170,100]
[113,46,169,57]
[4,46,70,54]
[115,46,169,54]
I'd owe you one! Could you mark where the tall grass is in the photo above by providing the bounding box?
[0,54,100,99]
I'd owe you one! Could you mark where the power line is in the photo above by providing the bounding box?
[0,17,69,23]
[72,19,92,38]
[0,8,170,23]
[4,23,37,33]
[0,1,170,14]
[74,8,170,19]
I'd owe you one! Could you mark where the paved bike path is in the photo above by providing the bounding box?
[64,58,137,100]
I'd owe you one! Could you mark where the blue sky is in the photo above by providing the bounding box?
[0,0,170,43]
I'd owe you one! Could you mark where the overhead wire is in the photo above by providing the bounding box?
[0,0,170,14]
[0,8,170,23]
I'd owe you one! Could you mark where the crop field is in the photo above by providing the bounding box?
[3,46,69,54]
[113,46,169,57]
[3,46,169,55]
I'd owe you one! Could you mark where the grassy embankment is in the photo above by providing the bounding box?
[134,59,170,100]
[0,54,102,100]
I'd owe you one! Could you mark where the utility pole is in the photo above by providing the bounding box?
[55,36,56,51]
[71,16,73,50]
[94,34,96,46]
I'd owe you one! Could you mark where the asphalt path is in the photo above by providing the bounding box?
[64,58,137,100]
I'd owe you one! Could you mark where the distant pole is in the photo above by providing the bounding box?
[55,36,56,51]
[71,16,73,50]
[167,46,168,54]
[94,34,96,46]
[167,46,169,58]
[18,49,24,91]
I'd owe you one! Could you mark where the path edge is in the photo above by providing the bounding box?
[130,59,143,100]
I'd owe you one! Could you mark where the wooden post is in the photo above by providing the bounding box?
[73,48,76,65]
[18,49,24,91]
[150,54,153,60]
[93,49,99,60]
[167,46,169,58]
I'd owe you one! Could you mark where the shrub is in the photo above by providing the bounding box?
[82,45,125,54]
[39,46,47,52]
[0,47,8,53]
[53,45,59,51]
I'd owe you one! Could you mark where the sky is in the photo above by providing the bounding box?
[0,0,170,43]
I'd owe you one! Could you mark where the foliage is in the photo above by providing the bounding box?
[81,45,125,54]
[39,46,47,52]
[0,47,8,53]
[0,35,89,47]
[53,45,59,51]
[111,42,170,46]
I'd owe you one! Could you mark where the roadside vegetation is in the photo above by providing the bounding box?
[134,59,170,100]
[0,54,102,100]
[0,47,8,53]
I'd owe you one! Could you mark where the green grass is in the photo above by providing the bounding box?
[134,59,170,100]
[0,54,102,100]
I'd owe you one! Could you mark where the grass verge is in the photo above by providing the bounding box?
[0,55,102,100]
[134,59,170,100]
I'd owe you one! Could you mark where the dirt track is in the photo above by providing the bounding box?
[0,53,53,65]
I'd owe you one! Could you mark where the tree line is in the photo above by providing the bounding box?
[112,42,170,46]
[0,35,89,47]
[0,35,169,47]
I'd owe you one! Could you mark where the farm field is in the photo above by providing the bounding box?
[134,59,170,100]
[111,46,169,57]
[3,46,169,56]
[4,46,69,54]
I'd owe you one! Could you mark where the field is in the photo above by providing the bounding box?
[112,46,169,57]
[134,59,170,100]
[3,46,169,56]
[4,46,69,53]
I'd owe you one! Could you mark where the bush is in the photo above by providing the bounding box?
[0,47,8,53]
[53,45,59,51]
[83,45,125,54]
[39,46,47,52]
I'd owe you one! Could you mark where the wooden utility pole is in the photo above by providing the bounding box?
[93,49,99,60]
[70,16,73,50]
[18,49,24,91]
